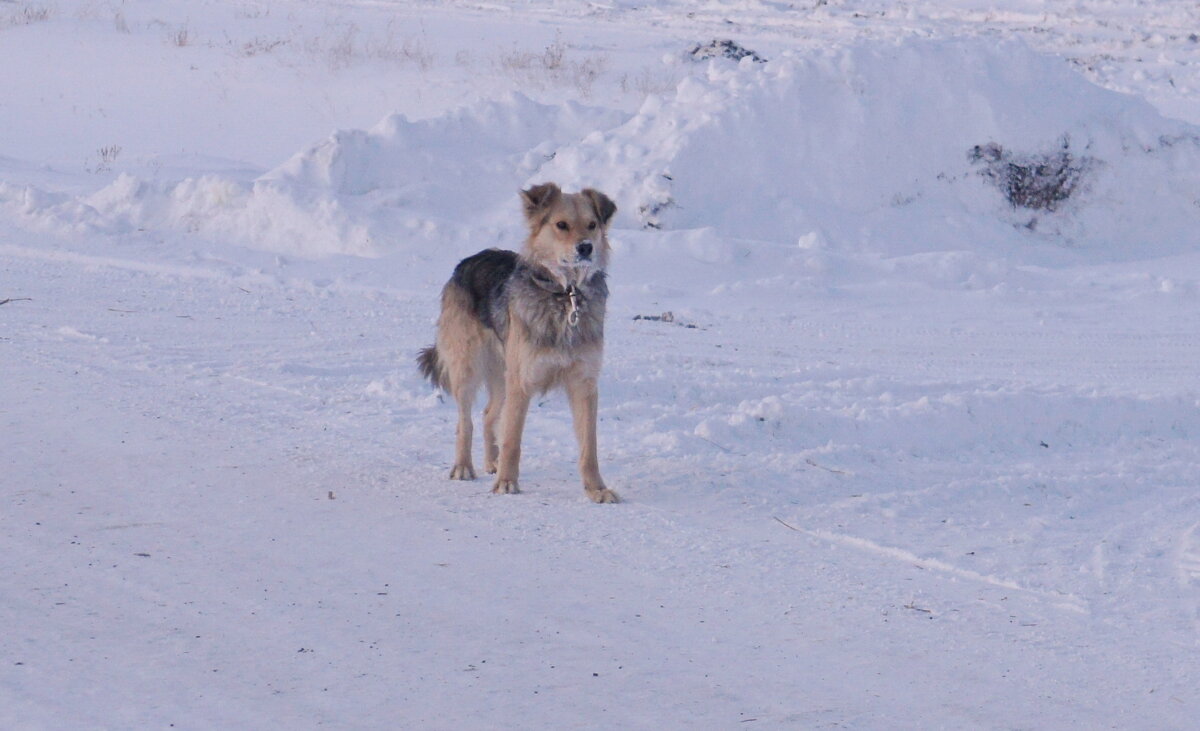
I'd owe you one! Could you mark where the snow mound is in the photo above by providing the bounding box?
[240,92,625,255]
[4,40,1198,267]
[537,39,1200,261]
[0,94,626,258]
[262,93,626,218]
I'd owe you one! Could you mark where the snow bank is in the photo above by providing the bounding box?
[0,95,626,257]
[3,39,1198,267]
[538,39,1200,260]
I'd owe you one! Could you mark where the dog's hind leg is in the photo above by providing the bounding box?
[436,282,485,481]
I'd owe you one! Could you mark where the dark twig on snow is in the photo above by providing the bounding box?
[633,311,674,323]
[805,457,848,475]
[773,516,802,532]
[0,297,32,306]
[696,435,733,453]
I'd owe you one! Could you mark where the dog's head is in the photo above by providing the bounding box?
[520,183,617,284]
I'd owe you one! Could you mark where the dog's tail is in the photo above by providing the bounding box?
[416,345,449,390]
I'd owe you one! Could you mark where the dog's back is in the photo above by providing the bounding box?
[447,248,519,335]
[417,248,517,391]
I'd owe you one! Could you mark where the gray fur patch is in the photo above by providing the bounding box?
[448,248,519,333]
[492,262,607,350]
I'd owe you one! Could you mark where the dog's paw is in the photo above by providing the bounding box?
[586,487,620,504]
[449,464,476,480]
[484,460,498,475]
[492,479,520,495]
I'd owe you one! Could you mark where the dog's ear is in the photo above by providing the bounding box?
[581,188,617,226]
[520,183,561,222]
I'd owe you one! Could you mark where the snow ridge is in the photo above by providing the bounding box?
[5,40,1200,269]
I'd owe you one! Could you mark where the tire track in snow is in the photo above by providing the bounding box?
[773,517,1090,614]
[0,242,238,282]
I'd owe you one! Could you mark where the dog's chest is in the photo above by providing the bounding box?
[501,269,607,350]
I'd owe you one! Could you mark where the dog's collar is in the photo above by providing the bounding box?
[527,267,594,295]
[526,267,589,327]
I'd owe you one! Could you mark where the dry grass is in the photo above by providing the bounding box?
[3,4,53,27]
[620,67,679,97]
[238,36,289,57]
[168,25,190,47]
[235,4,271,20]
[496,34,608,98]
[309,21,435,71]
[379,35,435,71]
[496,33,568,73]
[970,140,1095,212]
[89,144,122,174]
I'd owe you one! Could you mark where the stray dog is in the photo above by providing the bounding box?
[417,183,619,503]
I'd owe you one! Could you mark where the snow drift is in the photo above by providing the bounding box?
[537,39,1200,261]
[3,39,1198,266]
[0,95,627,258]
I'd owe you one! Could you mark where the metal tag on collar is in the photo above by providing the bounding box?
[566,285,580,326]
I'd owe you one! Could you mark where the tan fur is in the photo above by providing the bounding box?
[521,184,613,283]
[430,183,619,503]
[433,283,504,480]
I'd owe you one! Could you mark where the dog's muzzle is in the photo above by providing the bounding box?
[575,240,594,260]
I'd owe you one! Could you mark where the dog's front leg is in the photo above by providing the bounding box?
[493,372,530,495]
[566,373,619,503]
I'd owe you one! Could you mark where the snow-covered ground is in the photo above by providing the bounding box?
[4,1,1200,727]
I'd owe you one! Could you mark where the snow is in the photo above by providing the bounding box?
[4,1,1200,727]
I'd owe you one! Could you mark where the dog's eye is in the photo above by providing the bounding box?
[555,221,568,231]
[587,221,597,230]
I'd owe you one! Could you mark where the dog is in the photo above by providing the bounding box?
[417,183,619,503]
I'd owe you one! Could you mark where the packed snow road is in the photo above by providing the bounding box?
[3,234,1198,727]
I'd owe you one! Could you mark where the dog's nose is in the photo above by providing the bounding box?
[576,241,593,259]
